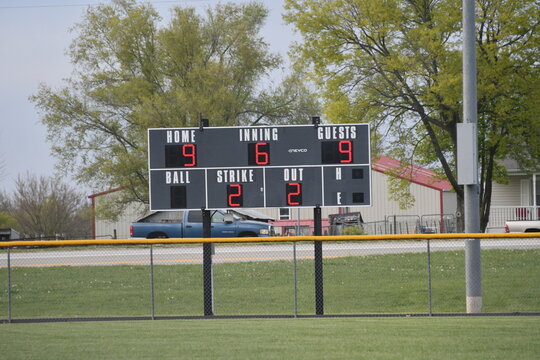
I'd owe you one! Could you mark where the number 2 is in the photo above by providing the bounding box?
[286,182,302,206]
[227,184,243,207]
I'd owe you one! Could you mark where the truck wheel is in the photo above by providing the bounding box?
[238,232,257,237]
[147,232,168,239]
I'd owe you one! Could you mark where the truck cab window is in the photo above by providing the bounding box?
[211,211,225,223]
[187,210,203,223]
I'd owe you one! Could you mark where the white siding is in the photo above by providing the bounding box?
[94,196,147,239]
[490,176,527,206]
[443,191,457,214]
[354,170,442,222]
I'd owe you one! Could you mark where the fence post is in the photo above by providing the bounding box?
[314,206,324,315]
[293,242,298,317]
[427,239,433,316]
[150,245,155,320]
[7,248,12,323]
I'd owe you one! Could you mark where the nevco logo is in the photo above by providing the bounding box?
[288,148,308,153]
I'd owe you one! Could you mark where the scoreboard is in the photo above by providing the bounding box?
[148,124,371,211]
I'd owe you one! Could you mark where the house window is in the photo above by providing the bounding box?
[279,208,291,220]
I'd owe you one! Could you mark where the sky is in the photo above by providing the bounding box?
[0,0,298,195]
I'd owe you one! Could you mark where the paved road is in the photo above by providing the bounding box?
[1,239,539,268]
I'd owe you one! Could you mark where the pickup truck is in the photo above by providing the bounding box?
[505,220,540,233]
[130,210,274,239]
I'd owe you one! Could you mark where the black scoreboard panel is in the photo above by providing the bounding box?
[264,167,323,208]
[148,124,371,210]
[206,168,265,209]
[149,169,207,210]
[322,165,371,206]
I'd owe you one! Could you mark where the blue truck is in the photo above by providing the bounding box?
[130,210,274,238]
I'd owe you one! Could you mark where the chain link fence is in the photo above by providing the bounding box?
[1,235,539,322]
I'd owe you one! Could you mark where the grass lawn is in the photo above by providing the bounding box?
[0,249,539,319]
[1,317,539,359]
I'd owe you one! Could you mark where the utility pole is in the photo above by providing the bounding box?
[460,0,482,313]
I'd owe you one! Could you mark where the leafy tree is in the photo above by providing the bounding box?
[0,212,18,230]
[2,173,92,238]
[32,0,319,214]
[0,192,18,229]
[284,0,539,230]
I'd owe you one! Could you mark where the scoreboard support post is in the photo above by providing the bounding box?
[314,206,324,315]
[202,209,214,316]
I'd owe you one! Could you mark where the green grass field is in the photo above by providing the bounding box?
[1,249,539,319]
[1,248,539,359]
[1,317,539,359]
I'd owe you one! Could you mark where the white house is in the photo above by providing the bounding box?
[486,159,540,232]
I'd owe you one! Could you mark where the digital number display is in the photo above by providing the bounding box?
[165,144,197,167]
[248,142,270,165]
[321,140,353,164]
[286,182,302,206]
[170,186,187,208]
[227,184,243,207]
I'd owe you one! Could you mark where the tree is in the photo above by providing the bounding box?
[32,0,319,214]
[0,191,18,229]
[2,173,92,238]
[284,0,540,231]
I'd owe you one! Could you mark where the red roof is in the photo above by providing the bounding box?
[373,155,452,191]
[88,186,124,199]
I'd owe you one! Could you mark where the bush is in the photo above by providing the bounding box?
[341,226,365,236]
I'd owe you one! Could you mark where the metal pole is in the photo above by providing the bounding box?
[293,242,298,317]
[297,208,301,236]
[7,248,12,323]
[202,209,214,316]
[427,240,433,316]
[150,245,155,320]
[463,0,482,313]
[293,208,300,317]
[314,206,324,315]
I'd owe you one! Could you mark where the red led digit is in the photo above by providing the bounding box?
[255,142,269,165]
[227,184,243,207]
[248,142,270,166]
[338,140,352,163]
[182,144,196,167]
[286,182,302,206]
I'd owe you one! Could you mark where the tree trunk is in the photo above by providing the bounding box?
[456,189,465,233]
